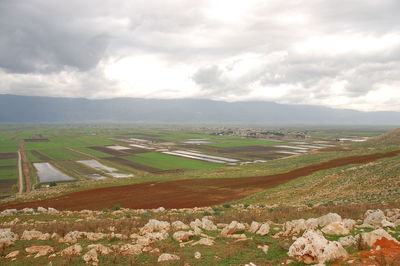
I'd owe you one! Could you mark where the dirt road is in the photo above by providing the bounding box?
[1,150,399,211]
[17,151,23,194]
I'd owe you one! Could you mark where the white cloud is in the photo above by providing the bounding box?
[0,0,400,111]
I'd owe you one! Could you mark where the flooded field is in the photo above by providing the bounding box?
[77,159,117,172]
[77,159,133,178]
[33,162,75,182]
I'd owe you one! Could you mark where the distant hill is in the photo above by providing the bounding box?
[0,94,399,124]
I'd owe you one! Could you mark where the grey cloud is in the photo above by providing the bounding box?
[0,1,112,73]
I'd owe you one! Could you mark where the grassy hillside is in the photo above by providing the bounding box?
[239,129,400,206]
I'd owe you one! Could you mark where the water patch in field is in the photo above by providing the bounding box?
[33,163,75,182]
[77,160,117,172]
[173,150,238,162]
[107,145,130,150]
[85,174,107,180]
[77,159,134,178]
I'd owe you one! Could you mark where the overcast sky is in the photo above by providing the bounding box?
[1,0,399,111]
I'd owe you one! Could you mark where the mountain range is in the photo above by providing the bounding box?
[0,94,399,124]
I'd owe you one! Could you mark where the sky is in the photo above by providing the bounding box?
[0,0,399,111]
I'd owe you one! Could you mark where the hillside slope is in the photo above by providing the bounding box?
[241,129,400,206]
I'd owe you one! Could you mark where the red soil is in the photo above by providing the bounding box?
[356,238,400,265]
[0,150,399,211]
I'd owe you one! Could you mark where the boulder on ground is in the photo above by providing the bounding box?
[26,245,54,257]
[192,237,215,246]
[339,235,360,247]
[0,228,18,247]
[5,250,20,259]
[360,228,399,248]
[342,219,356,230]
[140,219,170,234]
[172,231,195,242]
[221,221,246,236]
[157,253,180,262]
[288,229,348,264]
[201,217,217,230]
[37,206,47,213]
[248,221,260,234]
[87,244,112,255]
[194,251,201,259]
[83,249,99,265]
[171,221,189,231]
[258,245,269,254]
[317,213,342,227]
[120,244,143,255]
[60,244,83,256]
[362,209,386,227]
[321,222,350,235]
[256,223,270,236]
[21,230,50,240]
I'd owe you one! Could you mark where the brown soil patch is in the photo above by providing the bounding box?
[356,238,400,265]
[89,146,130,156]
[1,150,399,211]
[24,138,49,142]
[19,141,31,193]
[0,152,17,159]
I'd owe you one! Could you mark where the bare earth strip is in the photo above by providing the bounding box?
[1,150,399,211]
[18,140,31,193]
[17,151,23,194]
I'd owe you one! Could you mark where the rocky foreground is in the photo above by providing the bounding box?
[0,205,399,265]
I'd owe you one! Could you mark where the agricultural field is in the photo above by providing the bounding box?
[0,125,395,199]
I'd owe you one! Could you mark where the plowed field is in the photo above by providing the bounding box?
[1,150,399,211]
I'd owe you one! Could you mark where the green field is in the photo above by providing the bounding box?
[36,149,88,161]
[207,139,285,148]
[0,158,17,166]
[0,168,18,180]
[123,152,222,170]
[72,146,111,158]
[27,151,44,163]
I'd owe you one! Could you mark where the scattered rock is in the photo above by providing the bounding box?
[82,249,99,265]
[171,221,190,231]
[363,209,386,227]
[157,253,180,262]
[5,250,19,259]
[192,238,215,246]
[194,251,201,259]
[25,245,54,257]
[37,207,48,213]
[173,231,195,242]
[288,229,348,264]
[221,221,246,236]
[339,235,360,247]
[201,217,217,230]
[0,228,18,247]
[360,228,399,248]
[321,222,350,235]
[60,244,83,256]
[317,213,342,227]
[256,223,270,236]
[87,244,112,255]
[21,230,50,240]
[248,221,260,234]
[120,244,143,255]
[258,245,269,254]
[140,219,170,234]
